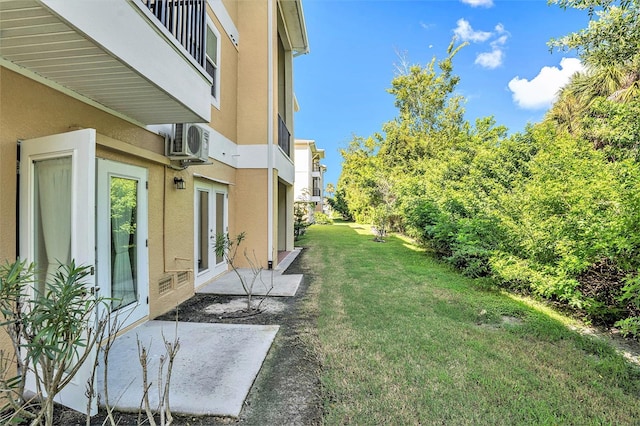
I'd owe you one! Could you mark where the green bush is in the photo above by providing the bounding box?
[0,260,104,425]
[447,216,504,278]
[314,212,333,225]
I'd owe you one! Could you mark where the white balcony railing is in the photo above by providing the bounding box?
[141,0,206,68]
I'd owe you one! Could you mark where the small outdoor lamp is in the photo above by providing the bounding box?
[173,177,186,190]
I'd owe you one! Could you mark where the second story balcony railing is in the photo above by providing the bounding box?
[142,0,206,67]
[278,114,291,156]
[312,162,321,172]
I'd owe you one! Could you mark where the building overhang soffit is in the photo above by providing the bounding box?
[278,0,309,56]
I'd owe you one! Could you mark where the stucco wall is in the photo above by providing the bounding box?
[237,1,269,146]
[234,168,269,267]
[0,68,203,321]
[208,8,238,141]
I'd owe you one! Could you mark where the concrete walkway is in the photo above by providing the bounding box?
[197,248,303,297]
[99,321,279,417]
[99,248,303,418]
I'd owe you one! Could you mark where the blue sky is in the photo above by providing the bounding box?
[293,0,591,187]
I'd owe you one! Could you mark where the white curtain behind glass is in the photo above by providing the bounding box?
[111,178,137,308]
[36,157,72,286]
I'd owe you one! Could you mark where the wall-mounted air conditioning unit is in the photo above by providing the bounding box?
[166,123,210,163]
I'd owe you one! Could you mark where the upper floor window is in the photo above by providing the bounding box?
[206,16,221,108]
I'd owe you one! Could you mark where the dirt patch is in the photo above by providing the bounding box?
[49,248,322,425]
[203,297,287,317]
[570,324,640,367]
[501,315,524,326]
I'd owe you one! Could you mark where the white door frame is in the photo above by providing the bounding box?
[96,158,149,330]
[193,179,228,288]
[19,129,98,415]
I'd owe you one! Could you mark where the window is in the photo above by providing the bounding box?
[206,17,221,108]
[312,178,321,196]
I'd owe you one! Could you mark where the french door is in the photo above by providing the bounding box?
[194,180,228,287]
[19,129,98,415]
[96,159,149,330]
[20,130,150,415]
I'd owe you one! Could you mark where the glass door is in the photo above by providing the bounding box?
[194,180,228,287]
[96,159,149,329]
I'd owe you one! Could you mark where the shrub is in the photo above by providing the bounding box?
[0,260,105,425]
[294,200,312,239]
[314,212,333,225]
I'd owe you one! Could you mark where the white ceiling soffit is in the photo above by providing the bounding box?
[279,0,309,56]
[0,0,209,124]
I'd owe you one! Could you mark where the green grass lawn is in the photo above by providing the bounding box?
[300,223,640,425]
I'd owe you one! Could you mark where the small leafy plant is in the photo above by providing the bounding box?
[214,232,273,312]
[0,259,106,426]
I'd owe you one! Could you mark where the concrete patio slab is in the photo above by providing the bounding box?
[98,320,279,417]
[196,248,303,297]
[196,270,302,296]
[275,247,303,272]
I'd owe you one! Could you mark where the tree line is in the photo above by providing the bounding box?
[333,0,640,336]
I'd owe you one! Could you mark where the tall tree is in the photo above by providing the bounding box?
[380,40,467,167]
[549,0,640,67]
[337,135,381,223]
[547,0,640,151]
[325,183,335,199]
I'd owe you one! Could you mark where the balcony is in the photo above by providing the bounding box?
[141,0,205,67]
[0,0,211,124]
[278,114,291,157]
[311,161,322,177]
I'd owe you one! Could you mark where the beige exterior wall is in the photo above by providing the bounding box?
[228,167,290,268]
[235,168,269,265]
[0,69,205,320]
[237,1,269,146]
[208,9,238,141]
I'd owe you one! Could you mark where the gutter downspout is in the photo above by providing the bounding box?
[267,0,274,269]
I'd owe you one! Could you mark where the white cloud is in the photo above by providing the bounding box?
[491,35,508,48]
[461,0,494,7]
[475,49,503,69]
[507,58,586,110]
[420,21,434,30]
[475,34,509,69]
[452,20,510,69]
[453,19,492,43]
[473,25,509,69]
